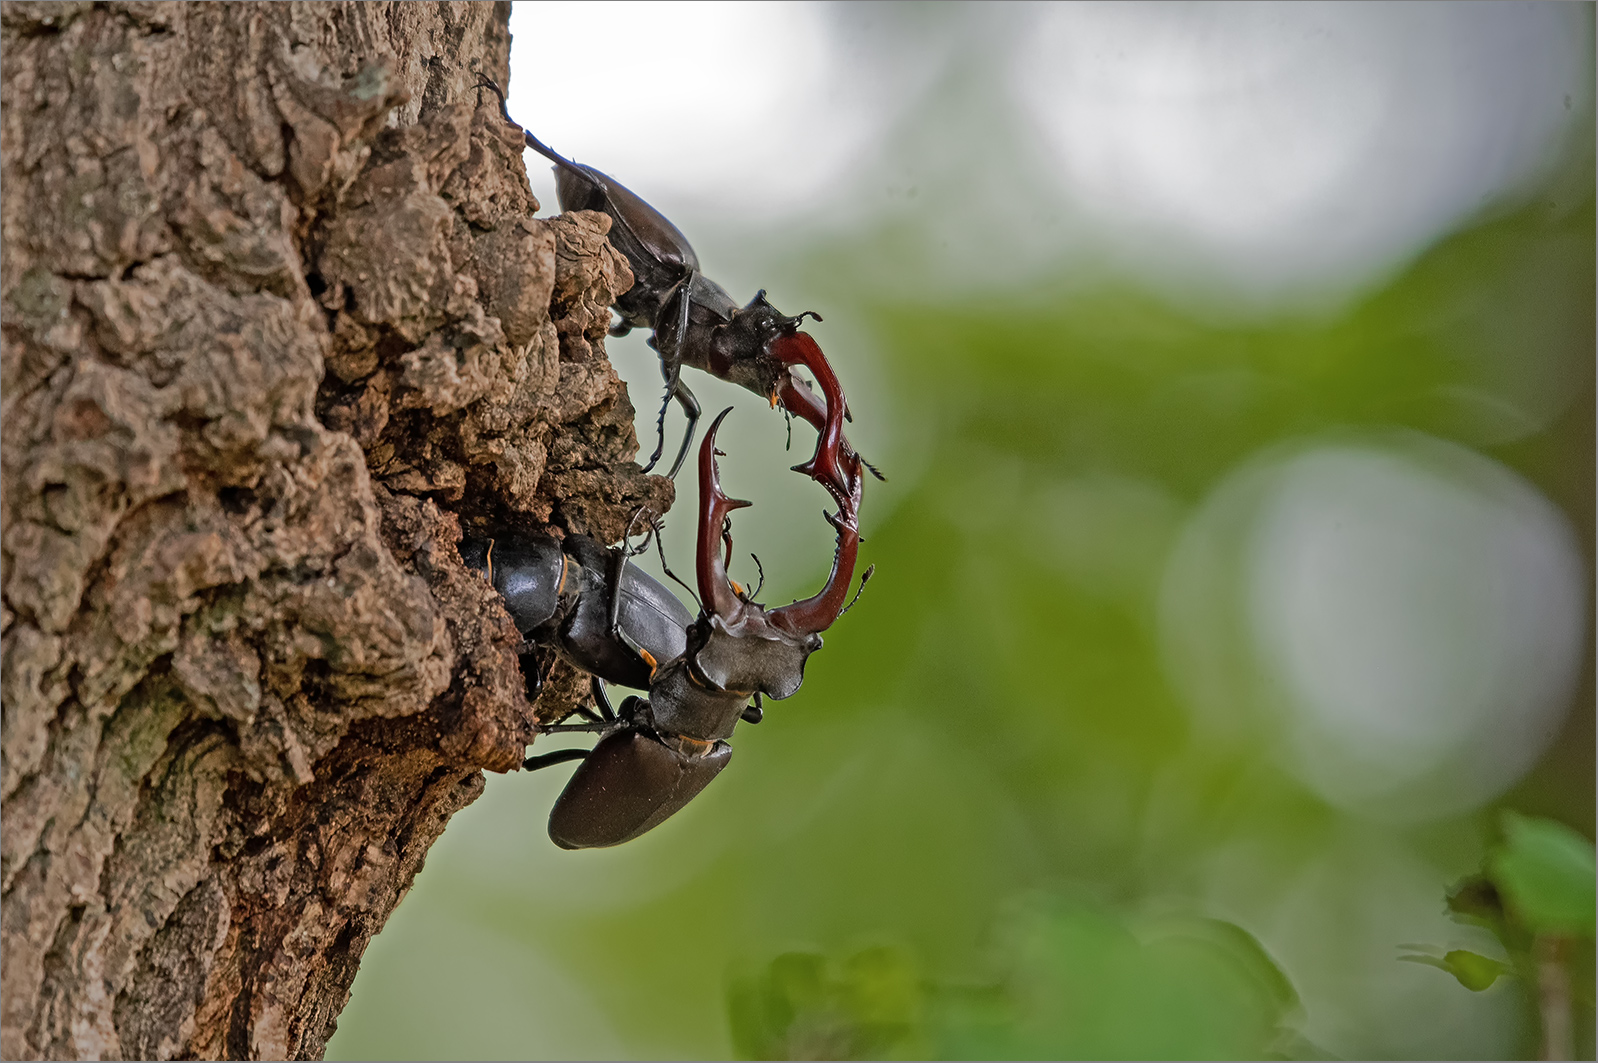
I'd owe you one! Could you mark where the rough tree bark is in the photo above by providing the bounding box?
[1,3,670,1058]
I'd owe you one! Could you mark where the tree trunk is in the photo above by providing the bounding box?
[1,2,668,1057]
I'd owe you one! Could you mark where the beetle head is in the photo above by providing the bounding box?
[707,290,822,391]
[547,724,731,849]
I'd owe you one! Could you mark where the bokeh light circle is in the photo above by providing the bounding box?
[507,2,881,214]
[1012,2,1589,299]
[1162,434,1585,820]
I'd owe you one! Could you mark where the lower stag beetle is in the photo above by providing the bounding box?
[464,411,868,849]
[475,77,879,492]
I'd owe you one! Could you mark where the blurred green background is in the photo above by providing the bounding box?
[329,4,1594,1059]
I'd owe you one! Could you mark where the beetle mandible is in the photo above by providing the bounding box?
[465,407,867,849]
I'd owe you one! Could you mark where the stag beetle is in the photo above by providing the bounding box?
[465,408,867,849]
[475,77,879,494]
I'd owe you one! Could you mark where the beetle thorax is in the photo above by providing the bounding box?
[646,658,748,741]
[689,611,819,701]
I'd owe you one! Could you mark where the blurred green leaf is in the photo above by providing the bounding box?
[1489,813,1597,939]
[1399,947,1510,992]
[725,910,1305,1062]
[727,947,927,1060]
[728,952,818,1060]
[839,946,924,1030]
[1147,915,1303,1018]
[933,900,1302,1060]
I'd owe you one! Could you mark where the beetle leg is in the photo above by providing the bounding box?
[605,536,630,639]
[639,343,677,475]
[640,377,673,476]
[603,513,680,679]
[721,515,736,574]
[474,75,512,125]
[568,704,603,724]
[560,678,605,725]
[603,540,664,679]
[591,675,617,723]
[641,278,695,475]
[670,271,694,360]
[621,507,658,557]
[643,286,702,479]
[524,747,591,772]
[605,510,660,644]
[664,377,700,480]
[474,74,584,184]
[663,277,701,477]
[651,512,702,610]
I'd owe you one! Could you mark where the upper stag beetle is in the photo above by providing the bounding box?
[475,77,879,497]
[464,408,867,849]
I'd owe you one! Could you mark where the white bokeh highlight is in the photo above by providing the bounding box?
[506,2,886,215]
[1250,443,1586,815]
[1163,436,1586,820]
[507,2,1589,303]
[1011,1,1588,299]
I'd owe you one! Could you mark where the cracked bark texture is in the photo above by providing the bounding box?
[1,2,672,1058]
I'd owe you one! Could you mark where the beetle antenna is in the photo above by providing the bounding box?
[653,519,702,610]
[748,553,766,598]
[838,564,875,618]
[561,704,603,726]
[720,515,736,573]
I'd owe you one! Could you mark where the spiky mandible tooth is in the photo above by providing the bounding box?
[771,332,861,510]
[769,468,864,638]
[695,408,752,619]
[776,370,860,505]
